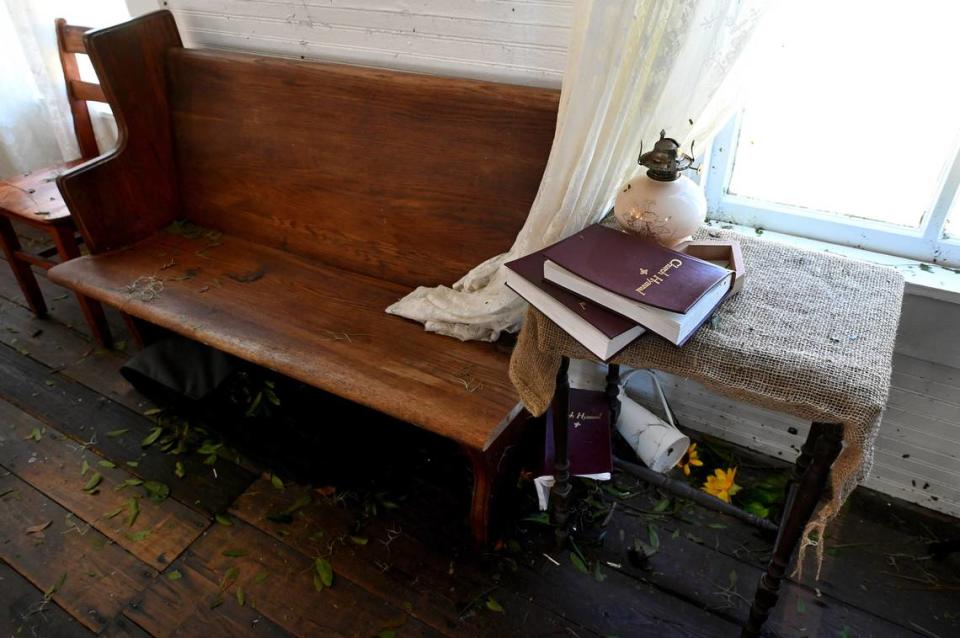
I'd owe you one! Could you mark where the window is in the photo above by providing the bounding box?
[703,0,960,267]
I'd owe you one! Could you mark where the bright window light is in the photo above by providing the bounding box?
[945,194,960,239]
[727,0,960,229]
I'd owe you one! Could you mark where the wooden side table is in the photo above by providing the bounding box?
[550,355,844,638]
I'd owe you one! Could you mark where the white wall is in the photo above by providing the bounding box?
[127,0,960,519]
[142,0,571,87]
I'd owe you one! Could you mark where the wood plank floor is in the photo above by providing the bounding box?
[1,226,959,637]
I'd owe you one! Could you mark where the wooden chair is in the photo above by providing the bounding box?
[0,19,111,347]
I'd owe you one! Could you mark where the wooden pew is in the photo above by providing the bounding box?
[48,10,558,545]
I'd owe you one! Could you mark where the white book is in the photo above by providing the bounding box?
[543,260,732,346]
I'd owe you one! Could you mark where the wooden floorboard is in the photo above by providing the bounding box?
[0,342,256,516]
[229,477,597,637]
[605,475,960,637]
[0,397,209,569]
[127,520,442,637]
[596,492,929,637]
[0,235,957,637]
[0,560,94,638]
[0,284,147,413]
[0,472,155,633]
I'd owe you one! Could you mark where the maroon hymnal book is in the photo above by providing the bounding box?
[535,388,613,509]
[542,224,733,345]
[504,251,645,360]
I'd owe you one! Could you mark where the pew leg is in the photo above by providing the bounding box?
[464,446,494,548]
[742,422,843,637]
[121,312,147,347]
[0,216,47,317]
[50,224,112,349]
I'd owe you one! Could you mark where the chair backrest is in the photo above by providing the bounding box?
[55,18,108,160]
[167,48,560,288]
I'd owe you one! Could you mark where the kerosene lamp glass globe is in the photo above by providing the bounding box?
[614,131,706,247]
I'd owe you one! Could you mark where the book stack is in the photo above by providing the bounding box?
[505,224,734,359]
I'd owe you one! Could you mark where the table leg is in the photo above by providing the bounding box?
[551,356,571,547]
[742,422,843,637]
[605,363,621,425]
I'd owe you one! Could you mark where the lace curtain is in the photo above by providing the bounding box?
[388,0,771,341]
[0,0,127,177]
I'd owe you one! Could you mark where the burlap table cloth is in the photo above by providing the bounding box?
[509,228,904,574]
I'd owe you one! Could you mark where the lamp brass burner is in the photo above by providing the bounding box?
[638,130,697,182]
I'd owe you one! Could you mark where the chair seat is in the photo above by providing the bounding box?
[0,160,84,226]
[48,228,521,451]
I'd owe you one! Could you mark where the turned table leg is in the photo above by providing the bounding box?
[551,356,572,547]
[742,422,843,637]
[605,363,621,425]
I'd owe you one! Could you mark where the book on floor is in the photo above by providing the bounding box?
[534,388,612,510]
[504,251,646,360]
[543,224,733,346]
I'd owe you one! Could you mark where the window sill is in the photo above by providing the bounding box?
[704,219,960,305]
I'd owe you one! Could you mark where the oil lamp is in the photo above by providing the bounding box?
[614,131,706,247]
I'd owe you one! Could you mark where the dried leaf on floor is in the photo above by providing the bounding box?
[485,597,504,613]
[25,520,51,535]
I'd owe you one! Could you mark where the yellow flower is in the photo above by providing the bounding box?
[679,442,703,476]
[702,467,742,503]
